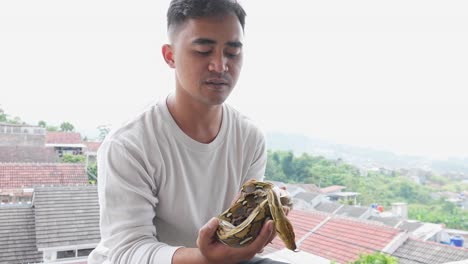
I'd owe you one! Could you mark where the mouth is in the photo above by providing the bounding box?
[205,78,229,85]
[204,78,229,89]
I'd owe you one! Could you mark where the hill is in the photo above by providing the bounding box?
[265,131,468,176]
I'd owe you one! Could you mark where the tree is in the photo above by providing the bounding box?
[61,154,85,163]
[60,121,75,132]
[87,162,98,184]
[10,116,23,124]
[97,124,111,141]
[280,151,295,180]
[46,125,59,132]
[38,120,47,128]
[349,252,398,264]
[0,107,6,122]
[265,150,288,182]
[0,107,23,124]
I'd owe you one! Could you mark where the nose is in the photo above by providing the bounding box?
[208,52,229,73]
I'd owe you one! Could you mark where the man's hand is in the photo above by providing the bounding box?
[196,217,274,264]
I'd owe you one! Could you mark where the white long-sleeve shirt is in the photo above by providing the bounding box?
[88,99,267,264]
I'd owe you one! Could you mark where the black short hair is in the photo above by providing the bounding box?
[167,0,246,36]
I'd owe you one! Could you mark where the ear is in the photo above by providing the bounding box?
[162,44,175,68]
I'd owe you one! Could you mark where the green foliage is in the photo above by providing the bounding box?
[409,202,468,230]
[0,107,24,124]
[87,162,98,184]
[61,154,85,163]
[38,120,47,128]
[265,150,468,229]
[60,121,75,132]
[38,120,76,132]
[97,124,111,141]
[0,107,6,122]
[46,125,59,132]
[265,150,287,182]
[265,150,358,187]
[350,252,398,264]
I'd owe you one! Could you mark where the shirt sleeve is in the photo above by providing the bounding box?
[89,139,181,264]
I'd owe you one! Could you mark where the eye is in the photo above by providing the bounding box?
[195,50,212,56]
[226,53,238,58]
[225,49,241,58]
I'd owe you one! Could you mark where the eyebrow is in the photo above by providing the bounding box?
[191,38,243,48]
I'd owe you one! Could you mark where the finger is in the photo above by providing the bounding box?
[197,218,219,250]
[249,220,274,252]
[266,226,277,245]
[280,186,287,190]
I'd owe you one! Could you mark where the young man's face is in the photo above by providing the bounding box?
[165,14,244,106]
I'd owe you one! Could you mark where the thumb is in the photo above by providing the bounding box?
[250,220,274,250]
[197,218,219,248]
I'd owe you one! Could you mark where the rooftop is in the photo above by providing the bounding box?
[33,185,100,249]
[46,132,82,145]
[0,162,88,189]
[0,205,42,264]
[393,238,468,264]
[267,209,403,263]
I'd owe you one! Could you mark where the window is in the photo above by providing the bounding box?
[77,248,94,257]
[57,250,75,259]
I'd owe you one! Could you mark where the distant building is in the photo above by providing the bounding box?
[0,185,100,264]
[320,185,359,205]
[46,132,86,157]
[0,122,46,147]
[0,163,88,203]
[83,141,102,164]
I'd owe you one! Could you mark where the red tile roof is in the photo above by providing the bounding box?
[321,185,346,194]
[46,132,82,144]
[0,163,88,189]
[269,210,329,250]
[84,141,102,153]
[269,210,403,264]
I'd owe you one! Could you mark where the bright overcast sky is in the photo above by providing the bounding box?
[1,0,467,160]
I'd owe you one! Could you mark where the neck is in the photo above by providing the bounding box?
[166,93,223,144]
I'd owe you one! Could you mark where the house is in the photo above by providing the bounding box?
[320,185,346,194]
[320,185,360,205]
[0,185,100,264]
[0,145,58,163]
[0,123,99,162]
[393,238,468,264]
[288,183,321,193]
[293,191,323,209]
[0,204,42,264]
[334,204,371,219]
[46,132,86,157]
[313,201,343,214]
[83,141,102,164]
[0,122,58,163]
[33,185,100,263]
[263,210,407,263]
[0,122,46,147]
[369,215,403,228]
[0,162,88,203]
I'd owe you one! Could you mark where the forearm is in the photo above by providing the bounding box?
[172,248,208,264]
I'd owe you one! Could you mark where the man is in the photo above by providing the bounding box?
[88,1,287,263]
